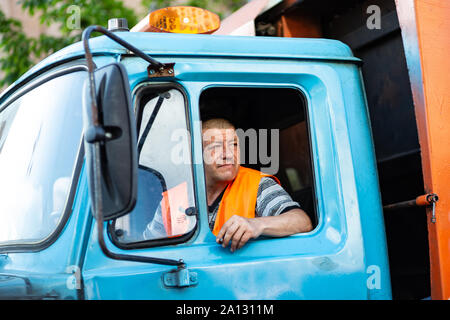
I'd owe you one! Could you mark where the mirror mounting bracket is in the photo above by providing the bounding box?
[163,264,198,288]
[85,125,108,143]
[147,63,175,78]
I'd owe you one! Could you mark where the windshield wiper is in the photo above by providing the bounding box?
[137,92,170,156]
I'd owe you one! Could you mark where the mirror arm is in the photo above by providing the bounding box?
[96,204,184,267]
[82,25,165,128]
[93,143,185,267]
[82,25,165,73]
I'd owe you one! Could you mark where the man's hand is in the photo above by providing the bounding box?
[216,215,263,252]
[215,209,312,252]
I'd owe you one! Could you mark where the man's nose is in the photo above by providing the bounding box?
[220,143,233,161]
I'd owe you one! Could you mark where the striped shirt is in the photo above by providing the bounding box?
[143,177,301,240]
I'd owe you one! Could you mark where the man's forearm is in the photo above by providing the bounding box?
[255,209,313,237]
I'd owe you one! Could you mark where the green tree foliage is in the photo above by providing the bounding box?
[0,0,247,87]
[0,0,138,87]
[0,10,33,86]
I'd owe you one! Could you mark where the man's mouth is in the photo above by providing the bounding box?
[217,164,234,169]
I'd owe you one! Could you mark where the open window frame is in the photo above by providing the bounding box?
[199,85,318,232]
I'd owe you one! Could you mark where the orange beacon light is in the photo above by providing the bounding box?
[131,6,220,34]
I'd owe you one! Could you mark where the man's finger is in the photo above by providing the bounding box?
[237,231,252,250]
[216,215,238,243]
[222,221,240,247]
[230,225,246,252]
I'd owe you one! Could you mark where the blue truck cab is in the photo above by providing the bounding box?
[0,28,391,299]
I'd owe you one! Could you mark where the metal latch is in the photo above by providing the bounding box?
[163,261,198,288]
[383,193,439,223]
[427,194,439,223]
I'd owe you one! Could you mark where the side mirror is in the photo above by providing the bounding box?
[83,62,137,220]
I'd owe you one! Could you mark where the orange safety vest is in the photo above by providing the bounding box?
[212,166,280,236]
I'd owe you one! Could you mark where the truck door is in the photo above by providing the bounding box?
[81,49,391,299]
[0,66,88,299]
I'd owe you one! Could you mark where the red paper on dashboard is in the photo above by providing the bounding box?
[161,181,189,237]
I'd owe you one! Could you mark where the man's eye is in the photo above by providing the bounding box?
[207,145,221,152]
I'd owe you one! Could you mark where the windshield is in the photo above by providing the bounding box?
[0,71,85,244]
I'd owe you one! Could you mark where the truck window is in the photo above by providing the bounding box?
[0,70,85,246]
[200,87,317,228]
[111,86,197,246]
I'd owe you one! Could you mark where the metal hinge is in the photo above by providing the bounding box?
[162,262,198,288]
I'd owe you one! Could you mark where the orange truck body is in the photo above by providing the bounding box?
[396,0,450,300]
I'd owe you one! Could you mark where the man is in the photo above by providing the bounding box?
[202,118,312,252]
[143,118,312,251]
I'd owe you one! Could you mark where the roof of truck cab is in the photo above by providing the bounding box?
[26,32,361,73]
[1,32,360,101]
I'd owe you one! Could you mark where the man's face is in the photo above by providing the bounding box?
[202,128,240,185]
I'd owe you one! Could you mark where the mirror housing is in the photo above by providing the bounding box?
[83,62,137,220]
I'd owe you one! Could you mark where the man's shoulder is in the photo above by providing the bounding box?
[238,166,263,176]
[259,176,279,186]
[239,166,280,183]
[257,176,282,197]
[256,176,301,217]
